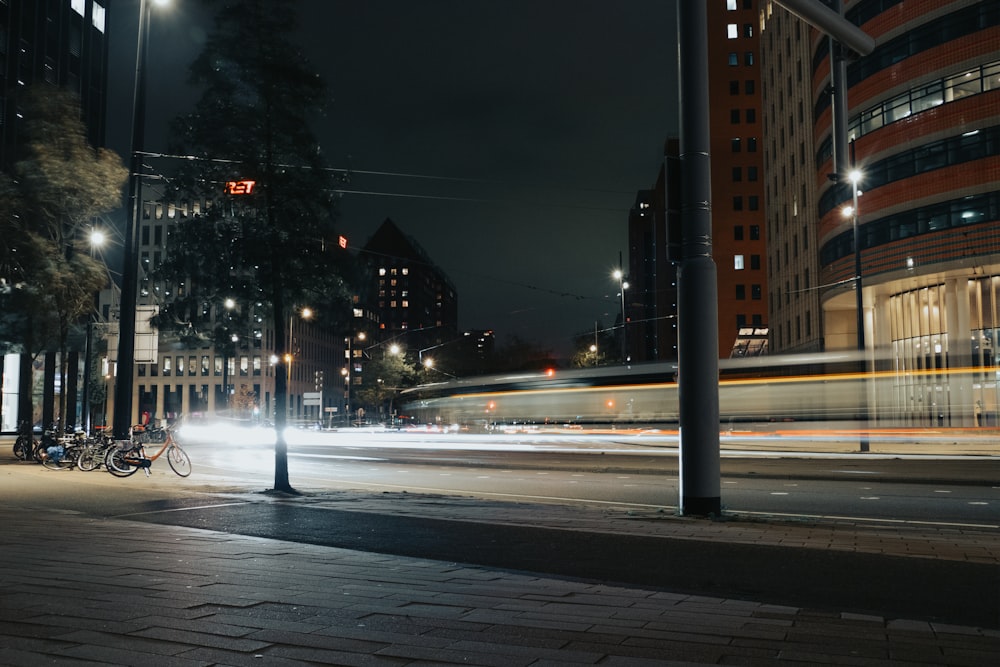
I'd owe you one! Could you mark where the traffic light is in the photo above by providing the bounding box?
[314,370,324,391]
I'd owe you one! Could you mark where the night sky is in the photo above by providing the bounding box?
[109,0,679,356]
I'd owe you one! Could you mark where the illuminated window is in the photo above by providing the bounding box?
[727,24,738,39]
[92,3,106,33]
[379,268,386,276]
[71,0,85,17]
[735,254,745,270]
[727,0,737,9]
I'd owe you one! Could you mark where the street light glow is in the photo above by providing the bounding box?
[89,229,106,247]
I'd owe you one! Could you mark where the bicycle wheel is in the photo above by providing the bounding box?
[41,446,74,470]
[76,445,100,471]
[105,447,139,478]
[166,444,191,477]
[32,440,48,463]
[13,435,32,460]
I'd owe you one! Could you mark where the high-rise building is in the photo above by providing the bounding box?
[627,1,768,362]
[361,219,459,358]
[1,0,111,432]
[0,0,110,170]
[99,197,343,427]
[626,142,680,363]
[710,0,769,357]
[761,0,1000,426]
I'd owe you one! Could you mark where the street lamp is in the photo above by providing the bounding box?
[344,332,366,426]
[81,229,107,434]
[842,166,869,452]
[612,268,629,363]
[220,298,237,413]
[286,306,312,422]
[112,0,169,444]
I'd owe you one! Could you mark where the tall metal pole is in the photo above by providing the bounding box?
[677,1,721,516]
[850,146,870,453]
[112,0,150,443]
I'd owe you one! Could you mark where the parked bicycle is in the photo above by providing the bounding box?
[75,430,115,472]
[12,420,36,461]
[105,422,191,478]
[37,430,85,471]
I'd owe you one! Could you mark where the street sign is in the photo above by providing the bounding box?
[303,391,322,406]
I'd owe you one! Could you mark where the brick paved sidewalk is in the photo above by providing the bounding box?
[2,507,998,666]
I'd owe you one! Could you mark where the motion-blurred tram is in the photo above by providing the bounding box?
[398,351,996,431]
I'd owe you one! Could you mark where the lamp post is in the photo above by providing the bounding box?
[82,228,106,434]
[842,166,869,452]
[221,298,236,413]
[286,307,312,423]
[112,0,168,444]
[344,332,365,426]
[612,267,629,363]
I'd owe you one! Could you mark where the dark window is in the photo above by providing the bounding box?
[744,51,754,66]
[747,166,758,181]
[734,225,744,240]
[730,80,740,95]
[749,195,759,210]
[731,109,740,124]
[732,167,742,182]
[750,225,760,240]
[745,80,755,95]
[728,52,738,66]
[736,285,746,300]
[752,284,762,300]
[746,109,756,123]
[751,254,761,270]
[733,196,743,211]
[731,138,741,152]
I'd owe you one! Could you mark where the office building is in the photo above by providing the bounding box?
[761,0,1000,425]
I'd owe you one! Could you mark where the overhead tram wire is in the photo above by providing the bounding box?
[132,151,635,212]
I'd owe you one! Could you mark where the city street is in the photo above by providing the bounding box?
[2,431,998,630]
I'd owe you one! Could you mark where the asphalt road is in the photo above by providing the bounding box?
[182,431,1000,528]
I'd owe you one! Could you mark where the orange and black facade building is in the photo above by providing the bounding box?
[762,0,1000,426]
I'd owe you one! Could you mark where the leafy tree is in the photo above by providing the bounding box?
[150,0,354,492]
[353,352,418,422]
[3,87,126,434]
[570,323,614,368]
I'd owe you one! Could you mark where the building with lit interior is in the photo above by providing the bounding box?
[98,198,343,427]
[1,0,110,432]
[761,0,1000,426]
[627,1,768,362]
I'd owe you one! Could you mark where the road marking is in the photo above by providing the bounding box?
[112,501,251,519]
